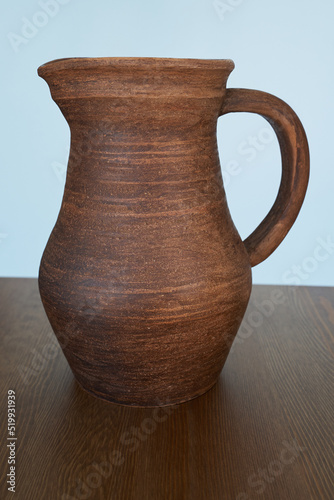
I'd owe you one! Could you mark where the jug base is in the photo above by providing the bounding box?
[75,377,220,408]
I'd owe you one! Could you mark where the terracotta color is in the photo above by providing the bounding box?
[37,57,309,406]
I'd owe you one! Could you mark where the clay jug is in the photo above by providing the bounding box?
[38,57,309,406]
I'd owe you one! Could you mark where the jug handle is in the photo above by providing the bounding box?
[220,88,310,267]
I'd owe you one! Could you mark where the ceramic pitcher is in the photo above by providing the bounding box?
[38,58,309,406]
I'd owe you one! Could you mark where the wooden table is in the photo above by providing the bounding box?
[0,279,333,500]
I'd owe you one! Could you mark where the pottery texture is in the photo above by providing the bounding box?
[38,58,309,406]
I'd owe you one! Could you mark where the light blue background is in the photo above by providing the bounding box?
[1,0,333,285]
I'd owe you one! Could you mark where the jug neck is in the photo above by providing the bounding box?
[39,57,235,138]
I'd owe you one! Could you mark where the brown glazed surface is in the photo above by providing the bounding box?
[38,58,309,406]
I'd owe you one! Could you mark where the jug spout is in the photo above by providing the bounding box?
[38,56,235,100]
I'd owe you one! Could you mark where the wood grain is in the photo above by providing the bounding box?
[0,279,333,499]
[37,57,309,406]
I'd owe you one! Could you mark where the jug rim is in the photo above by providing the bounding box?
[38,57,235,77]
